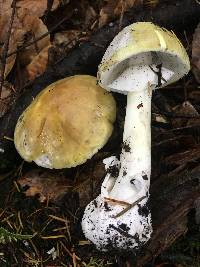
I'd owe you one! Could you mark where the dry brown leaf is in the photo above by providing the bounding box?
[18,169,73,203]
[25,45,51,81]
[0,1,50,80]
[16,0,60,17]
[85,5,97,27]
[0,1,18,77]
[172,101,200,128]
[18,161,106,205]
[192,22,200,83]
[0,81,14,117]
[99,0,142,28]
[0,0,13,14]
[18,9,50,66]
[53,30,81,47]
[50,30,86,66]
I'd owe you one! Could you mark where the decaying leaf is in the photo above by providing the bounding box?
[172,101,200,128]
[84,5,97,27]
[73,161,106,206]
[53,30,81,47]
[16,0,60,17]
[0,1,50,81]
[18,169,73,203]
[25,45,51,81]
[0,1,18,78]
[18,161,106,205]
[192,22,200,83]
[99,0,142,27]
[0,81,14,117]
[18,10,50,66]
[51,30,87,65]
[98,0,159,28]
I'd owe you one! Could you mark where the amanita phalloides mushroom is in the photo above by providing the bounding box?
[14,75,116,169]
[82,22,190,250]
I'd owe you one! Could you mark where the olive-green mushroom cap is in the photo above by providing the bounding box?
[98,22,190,93]
[14,75,116,169]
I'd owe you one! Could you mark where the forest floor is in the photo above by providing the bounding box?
[0,0,199,266]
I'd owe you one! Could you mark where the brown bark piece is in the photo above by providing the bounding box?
[136,165,200,265]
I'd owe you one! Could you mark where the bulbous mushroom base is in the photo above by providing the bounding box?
[82,192,152,251]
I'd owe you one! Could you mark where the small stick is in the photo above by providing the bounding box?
[149,64,167,87]
[104,197,130,207]
[113,196,146,218]
[6,15,75,59]
[3,136,14,141]
[60,241,81,261]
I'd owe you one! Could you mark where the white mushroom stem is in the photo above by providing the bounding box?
[105,64,174,203]
[110,87,152,202]
[82,65,174,251]
[82,20,190,250]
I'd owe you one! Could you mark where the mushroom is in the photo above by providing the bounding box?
[82,22,190,250]
[14,75,116,169]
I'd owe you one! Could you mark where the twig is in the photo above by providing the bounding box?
[149,64,167,87]
[119,0,125,31]
[104,197,130,207]
[3,136,14,141]
[60,241,81,261]
[41,234,66,239]
[113,196,146,218]
[0,0,17,98]
[49,214,68,224]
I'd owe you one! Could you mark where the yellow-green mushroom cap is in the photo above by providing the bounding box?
[14,75,116,169]
[98,22,190,93]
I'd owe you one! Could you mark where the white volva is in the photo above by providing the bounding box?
[82,22,190,251]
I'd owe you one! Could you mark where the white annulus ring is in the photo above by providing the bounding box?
[82,22,190,251]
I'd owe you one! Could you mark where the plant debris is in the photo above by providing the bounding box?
[18,169,73,203]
